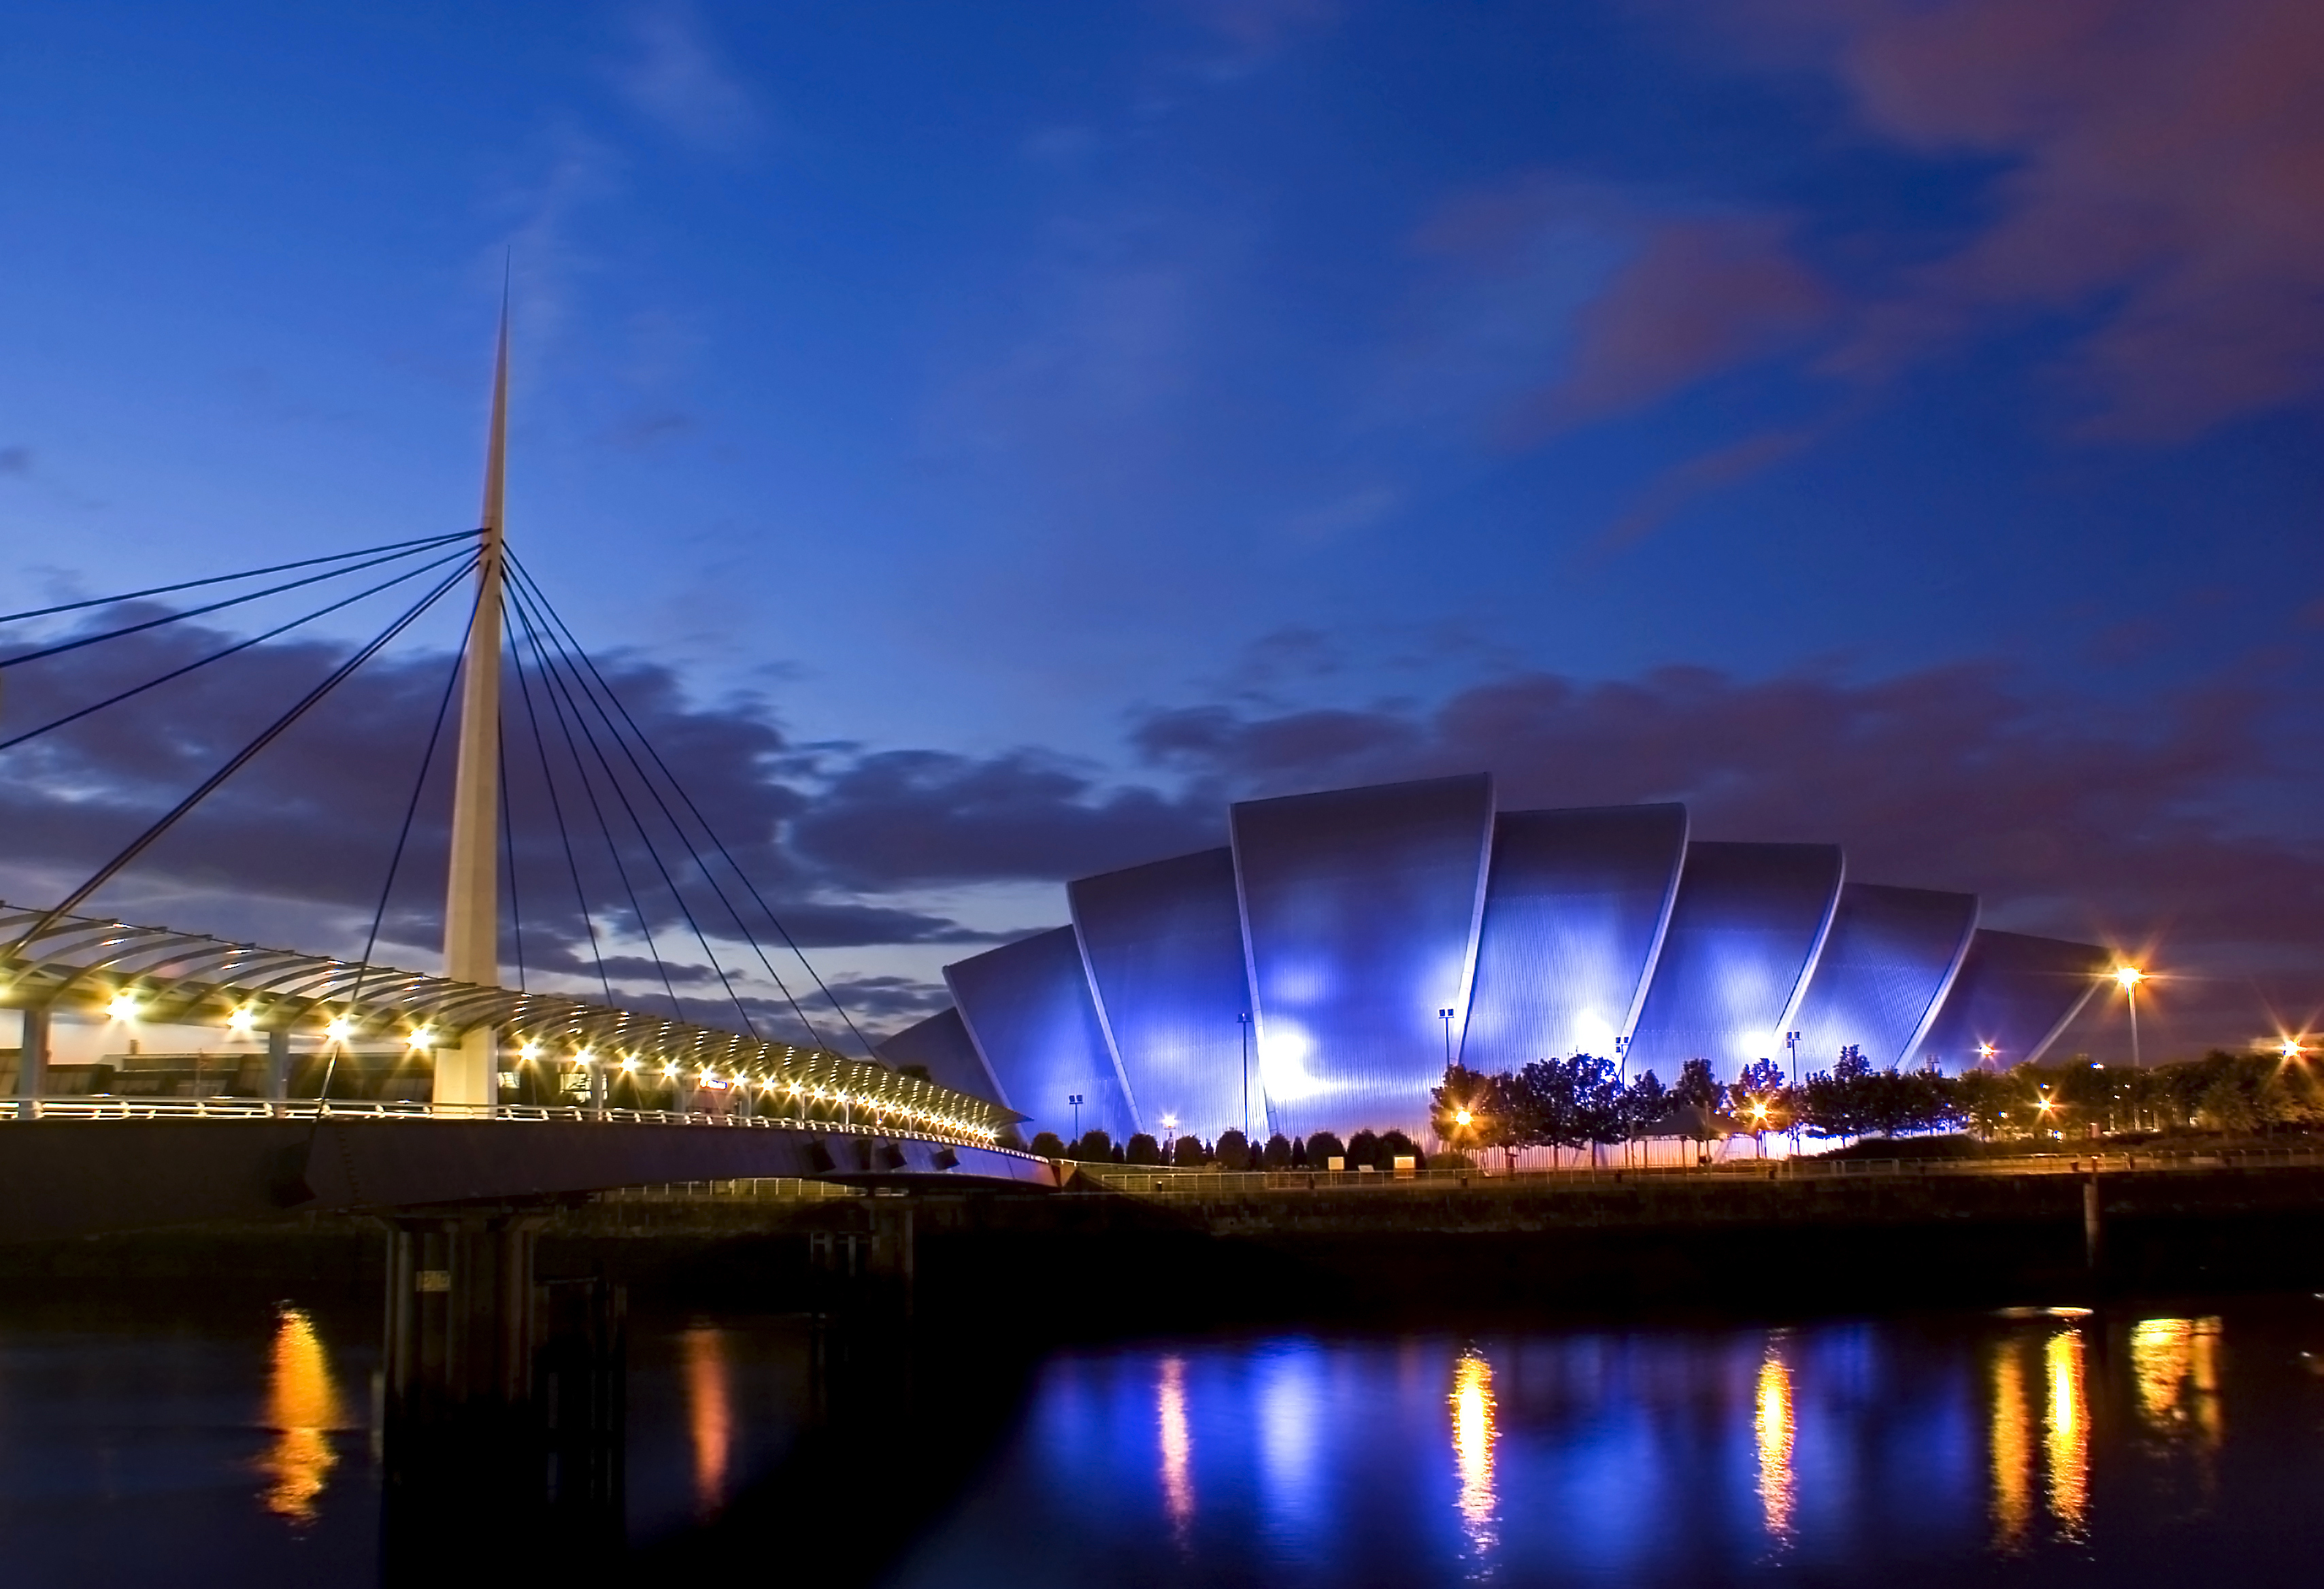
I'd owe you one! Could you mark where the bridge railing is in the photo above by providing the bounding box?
[0,1094,1002,1148]
[1081,1143,2324,1197]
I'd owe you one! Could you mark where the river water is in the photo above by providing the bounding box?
[2,1292,2320,1585]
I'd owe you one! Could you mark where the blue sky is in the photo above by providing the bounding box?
[3,1,2321,1056]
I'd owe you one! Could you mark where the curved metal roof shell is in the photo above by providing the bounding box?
[1623,841,1845,1079]
[1786,882,1980,1072]
[1463,803,1687,1073]
[1069,846,1256,1145]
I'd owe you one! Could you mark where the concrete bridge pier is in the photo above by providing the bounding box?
[379,1210,625,1573]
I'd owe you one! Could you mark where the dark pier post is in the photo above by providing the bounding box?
[380,1210,626,1575]
[2083,1164,2103,1272]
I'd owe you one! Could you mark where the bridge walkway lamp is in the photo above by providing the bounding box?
[2113,966,2145,1069]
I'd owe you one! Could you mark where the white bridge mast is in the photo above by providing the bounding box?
[436,309,510,1109]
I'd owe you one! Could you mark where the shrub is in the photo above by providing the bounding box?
[1125,1133,1163,1166]
[1172,1134,1207,1168]
[1216,1128,1252,1171]
[1029,1131,1066,1158]
[1306,1130,1346,1166]
[1070,1129,1114,1163]
[1263,1133,1293,1169]
[1346,1128,1381,1169]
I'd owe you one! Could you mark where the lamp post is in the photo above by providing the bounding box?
[1069,1092,1084,1143]
[1238,1011,1252,1143]
[1439,1007,1457,1067]
[1784,1031,1801,1087]
[2113,966,2145,1069]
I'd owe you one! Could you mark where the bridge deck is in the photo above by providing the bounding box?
[0,1106,1056,1242]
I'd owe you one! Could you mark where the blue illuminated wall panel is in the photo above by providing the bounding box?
[1069,847,1257,1144]
[944,926,1135,1142]
[873,1007,1005,1105]
[1463,803,1687,1072]
[1625,841,1844,1079]
[1914,929,2111,1073]
[1229,773,1495,1139]
[1785,883,1978,1073]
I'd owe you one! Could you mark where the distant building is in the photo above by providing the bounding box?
[877,774,2109,1144]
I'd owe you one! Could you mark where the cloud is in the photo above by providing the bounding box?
[7,599,2314,1056]
[1706,0,2324,437]
[1518,216,1832,430]
[0,446,29,475]
[612,1,765,152]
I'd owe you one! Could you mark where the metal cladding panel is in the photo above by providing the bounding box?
[1916,929,2112,1073]
[1463,803,1687,1071]
[1068,847,1257,1143]
[944,927,1135,1142]
[873,1007,1006,1105]
[1229,773,1495,1139]
[1625,841,1845,1078]
[1786,883,1978,1072]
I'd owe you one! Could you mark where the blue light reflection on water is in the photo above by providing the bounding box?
[892,1307,2324,1589]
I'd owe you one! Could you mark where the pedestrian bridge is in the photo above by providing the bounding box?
[0,902,1052,1242]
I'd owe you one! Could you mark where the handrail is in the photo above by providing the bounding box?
[0,1094,1035,1154]
[1080,1145,2324,1197]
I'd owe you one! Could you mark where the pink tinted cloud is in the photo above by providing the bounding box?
[1749,0,2324,437]
[1527,215,1831,427]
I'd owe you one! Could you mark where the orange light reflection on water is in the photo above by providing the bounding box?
[259,1306,350,1526]
[1450,1348,1497,1552]
[1755,1345,1795,1545]
[1989,1343,2034,1552]
[2044,1328,2089,1537]
[680,1326,733,1518]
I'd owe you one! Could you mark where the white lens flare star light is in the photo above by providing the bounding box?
[107,992,141,1021]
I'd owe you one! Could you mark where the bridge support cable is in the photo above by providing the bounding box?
[501,567,830,1053]
[350,577,482,1006]
[0,529,482,672]
[0,540,484,756]
[501,580,693,1027]
[505,601,614,1007]
[506,554,882,1062]
[0,527,483,629]
[4,550,483,952]
[499,576,766,1045]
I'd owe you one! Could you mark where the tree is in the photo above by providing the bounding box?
[1029,1131,1067,1158]
[1071,1129,1114,1163]
[1521,1057,1588,1166]
[1216,1128,1252,1171]
[1570,1054,1625,1165]
[1263,1132,1294,1169]
[1290,1135,1310,1168]
[1172,1134,1207,1167]
[1672,1057,1727,1114]
[1431,1063,1493,1160]
[1732,1058,1788,1147]
[1346,1128,1381,1169]
[1306,1129,1348,1167]
[1126,1133,1163,1166]
[1623,1069,1669,1162]
[1378,1128,1421,1168]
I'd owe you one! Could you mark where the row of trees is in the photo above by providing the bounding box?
[1010,1046,2324,1167]
[1433,1045,2324,1154]
[1026,1126,1429,1170]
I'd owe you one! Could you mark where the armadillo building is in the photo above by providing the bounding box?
[876,774,2111,1145]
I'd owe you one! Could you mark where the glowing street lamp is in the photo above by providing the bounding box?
[226,1006,256,1035]
[2113,966,2146,1069]
[2280,1039,2304,1062]
[1976,1041,1998,1067]
[322,1014,354,1043]
[107,992,142,1022]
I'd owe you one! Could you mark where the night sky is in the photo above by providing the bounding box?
[3,1,2319,1063]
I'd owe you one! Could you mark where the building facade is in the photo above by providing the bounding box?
[878,775,2112,1145]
